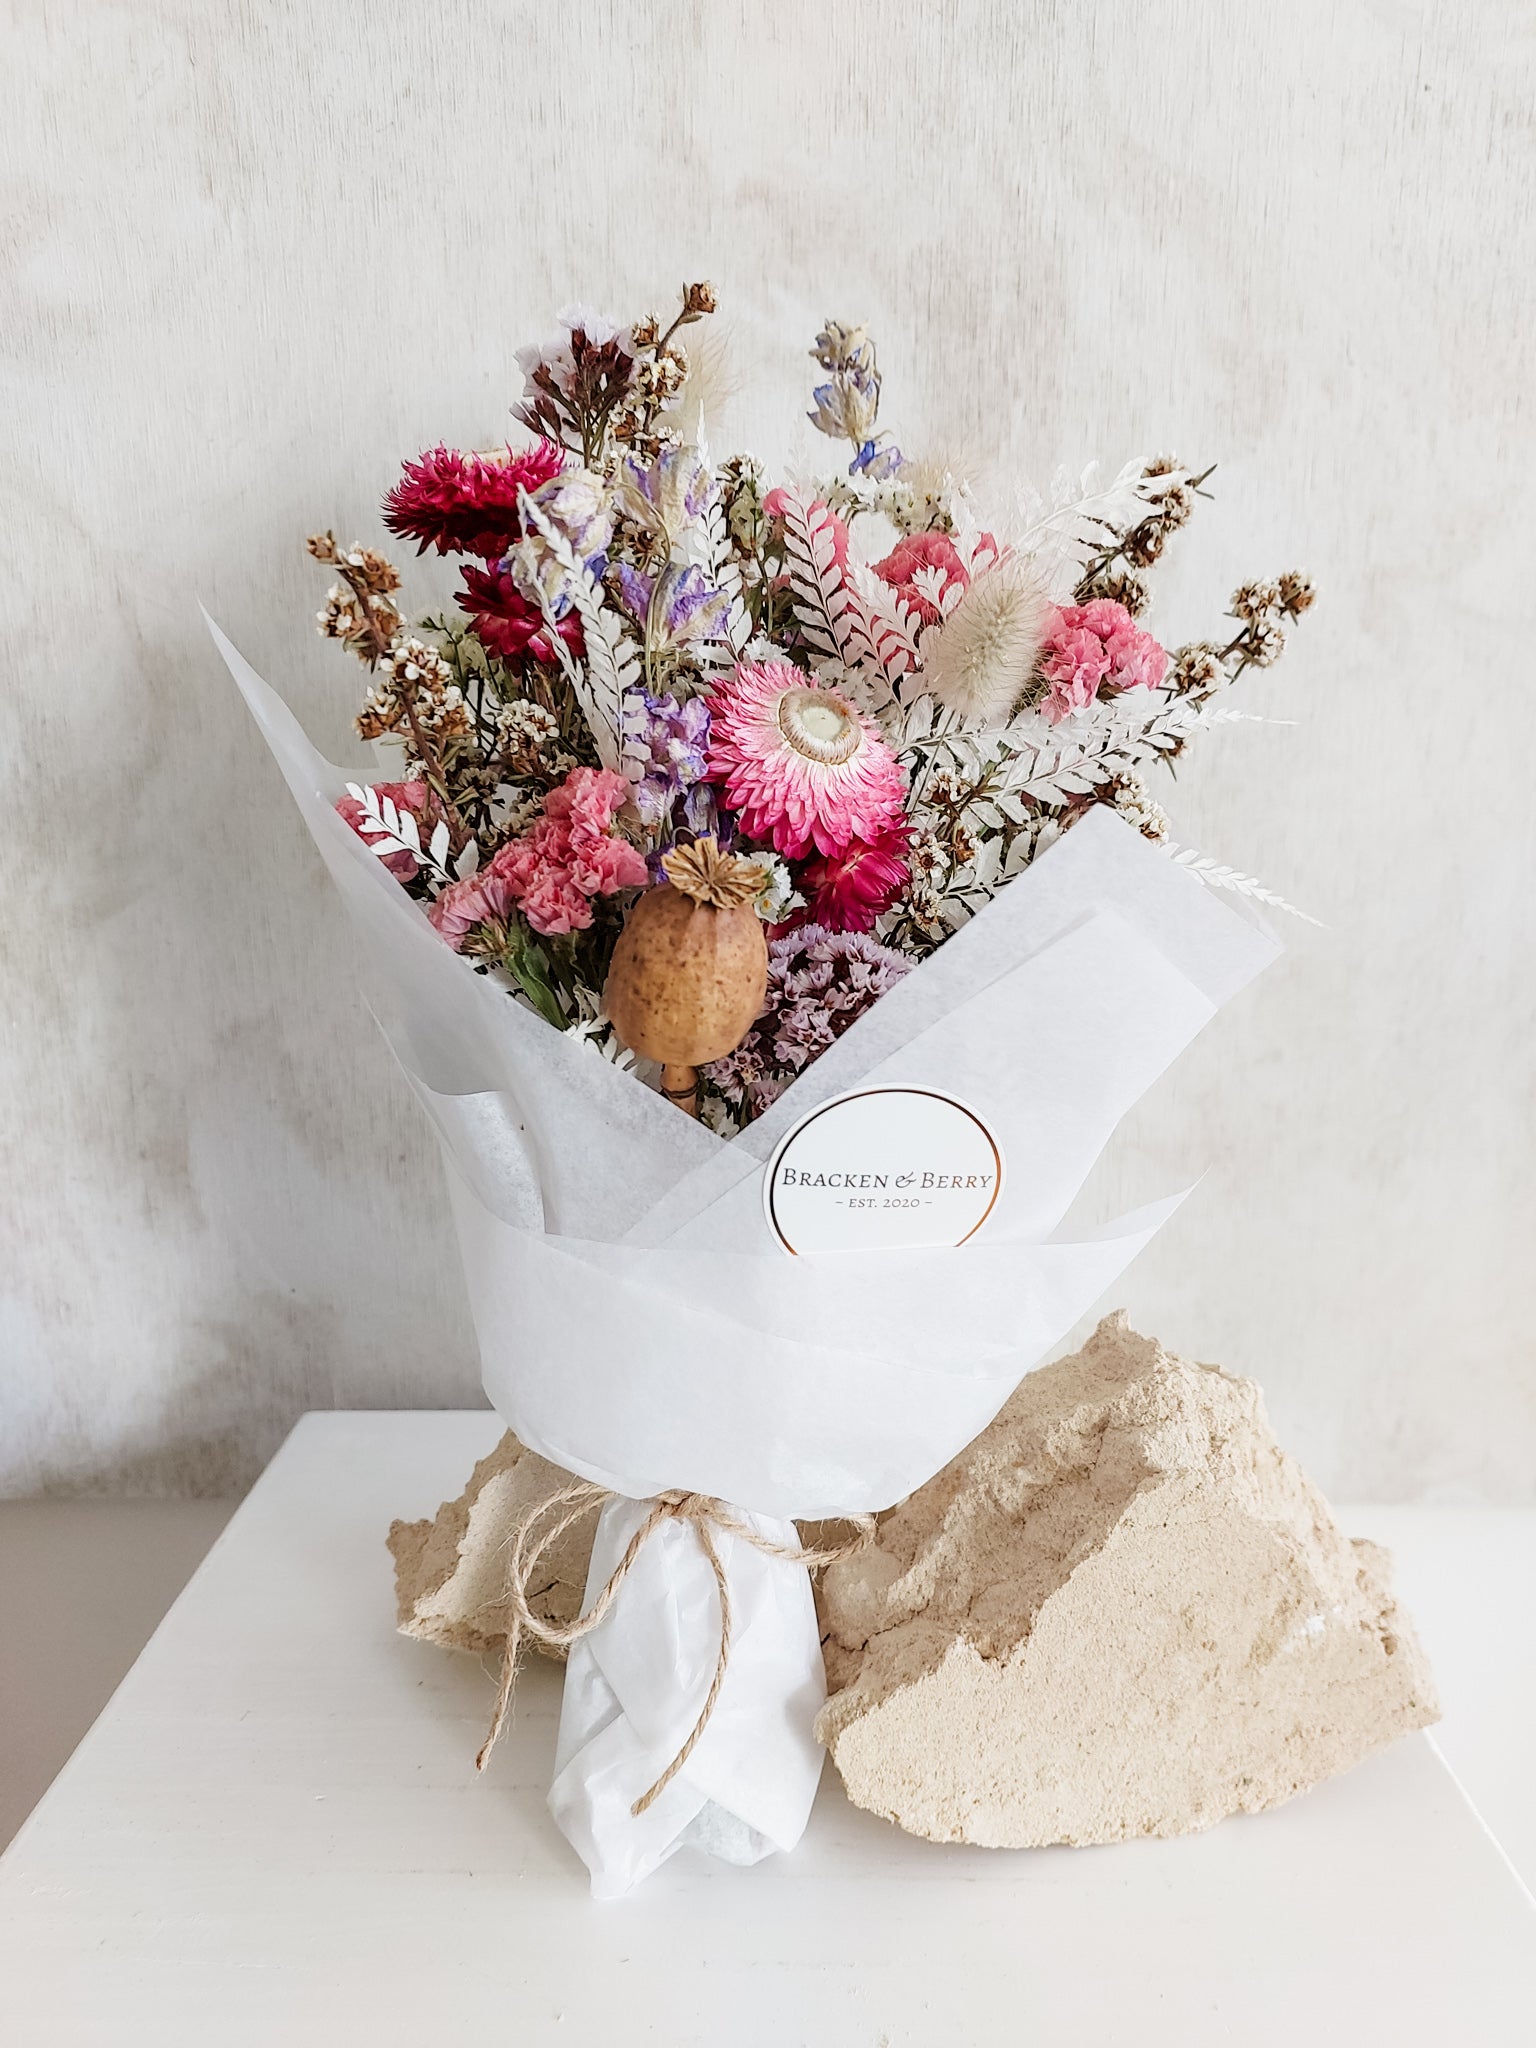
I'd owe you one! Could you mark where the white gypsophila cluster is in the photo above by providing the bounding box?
[497,700,562,749]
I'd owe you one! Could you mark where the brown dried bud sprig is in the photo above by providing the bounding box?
[1074,457,1214,602]
[307,534,474,851]
[1165,570,1316,725]
[308,532,402,661]
[516,282,717,469]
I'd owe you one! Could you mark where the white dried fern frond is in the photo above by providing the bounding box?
[950,690,1214,805]
[515,489,629,772]
[1007,456,1192,594]
[1164,843,1322,925]
[704,491,752,656]
[844,559,922,686]
[342,783,452,882]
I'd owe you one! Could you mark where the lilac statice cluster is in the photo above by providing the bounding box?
[509,466,614,622]
[621,685,715,835]
[614,563,731,654]
[703,924,911,1118]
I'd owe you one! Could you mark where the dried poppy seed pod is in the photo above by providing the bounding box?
[603,838,769,1118]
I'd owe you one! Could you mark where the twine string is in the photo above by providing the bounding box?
[476,1481,875,1818]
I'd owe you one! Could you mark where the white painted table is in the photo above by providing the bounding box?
[2,1415,1533,2046]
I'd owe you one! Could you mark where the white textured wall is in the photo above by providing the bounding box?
[3,0,1532,1498]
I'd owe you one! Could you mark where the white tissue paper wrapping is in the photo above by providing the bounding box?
[213,618,1280,1896]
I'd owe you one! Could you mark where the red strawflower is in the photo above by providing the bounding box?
[458,560,585,665]
[383,439,566,558]
[796,818,911,933]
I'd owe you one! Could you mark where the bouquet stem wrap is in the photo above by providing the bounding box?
[213,617,1280,1896]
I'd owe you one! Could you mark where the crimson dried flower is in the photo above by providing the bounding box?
[458,560,584,665]
[383,440,567,559]
[795,818,911,934]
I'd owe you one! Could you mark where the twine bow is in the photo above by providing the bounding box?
[477,1480,876,1818]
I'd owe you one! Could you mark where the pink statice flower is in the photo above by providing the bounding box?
[1038,599,1168,723]
[706,659,908,860]
[335,780,437,880]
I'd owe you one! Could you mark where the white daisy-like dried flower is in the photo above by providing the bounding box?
[1112,774,1170,843]
[1231,579,1284,625]
[1247,619,1287,667]
[380,635,454,690]
[317,584,365,641]
[920,555,1053,724]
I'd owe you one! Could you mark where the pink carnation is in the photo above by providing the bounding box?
[871,531,970,627]
[335,780,436,880]
[570,832,648,895]
[427,766,645,951]
[515,866,596,937]
[544,765,632,836]
[427,866,517,946]
[1039,600,1168,723]
[764,489,850,575]
[435,765,647,944]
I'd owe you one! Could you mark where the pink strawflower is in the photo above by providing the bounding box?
[706,659,908,860]
[1039,599,1168,723]
[458,559,584,665]
[335,780,437,880]
[795,818,911,933]
[383,439,567,559]
[872,531,970,626]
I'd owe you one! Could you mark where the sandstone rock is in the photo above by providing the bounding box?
[386,1431,598,1658]
[816,1312,1439,1847]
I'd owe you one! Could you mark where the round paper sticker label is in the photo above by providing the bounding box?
[763,1087,1004,1255]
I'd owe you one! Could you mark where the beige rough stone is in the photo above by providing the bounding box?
[386,1431,597,1658]
[816,1312,1439,1847]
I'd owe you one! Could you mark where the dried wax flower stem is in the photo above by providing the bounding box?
[324,552,474,856]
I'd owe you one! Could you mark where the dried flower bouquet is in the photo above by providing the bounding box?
[214,282,1304,1896]
[309,284,1311,1128]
